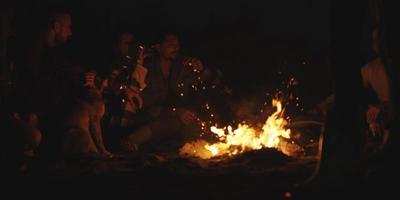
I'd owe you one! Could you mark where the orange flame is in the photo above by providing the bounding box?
[180,99,293,159]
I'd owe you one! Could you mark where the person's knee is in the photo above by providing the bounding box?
[121,126,152,150]
[20,127,42,156]
[7,119,42,153]
[148,117,182,135]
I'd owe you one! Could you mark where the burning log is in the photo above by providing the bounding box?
[180,99,304,159]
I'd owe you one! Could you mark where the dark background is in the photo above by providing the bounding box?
[3,0,339,108]
[2,2,394,194]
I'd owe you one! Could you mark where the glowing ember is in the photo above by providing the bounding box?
[180,99,294,159]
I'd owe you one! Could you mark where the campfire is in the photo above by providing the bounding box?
[180,99,301,159]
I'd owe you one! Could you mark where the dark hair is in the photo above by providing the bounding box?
[111,27,134,44]
[37,5,71,30]
[154,28,180,44]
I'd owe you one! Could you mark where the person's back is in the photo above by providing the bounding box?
[11,5,73,116]
[2,6,73,160]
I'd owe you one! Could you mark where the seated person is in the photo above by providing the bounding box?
[310,27,392,151]
[1,112,42,158]
[120,30,206,152]
[97,30,147,150]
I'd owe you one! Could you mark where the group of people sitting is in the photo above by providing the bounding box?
[0,7,231,163]
[1,6,393,177]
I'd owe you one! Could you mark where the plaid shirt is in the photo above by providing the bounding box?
[101,56,141,128]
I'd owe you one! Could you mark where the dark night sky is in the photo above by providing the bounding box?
[7,0,333,104]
